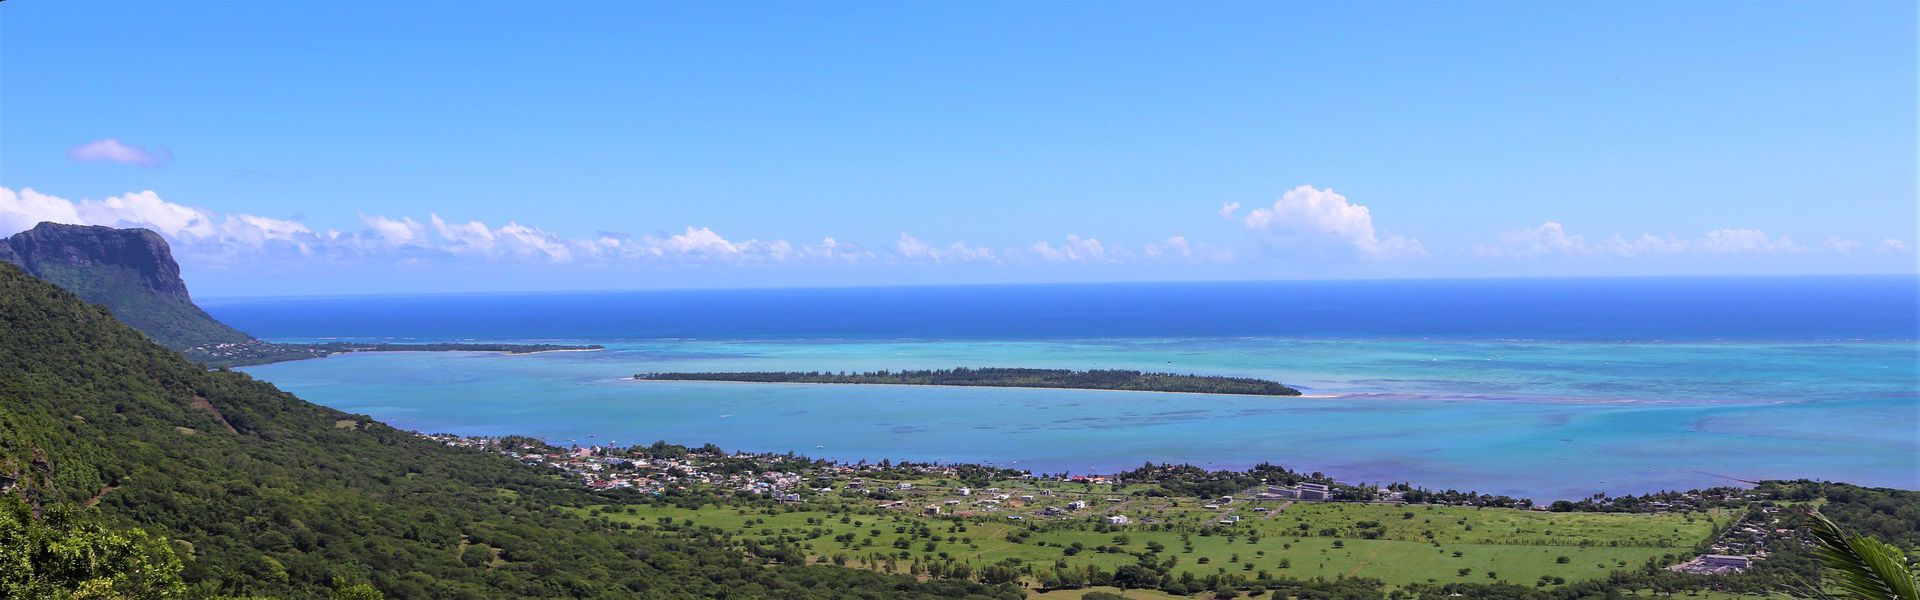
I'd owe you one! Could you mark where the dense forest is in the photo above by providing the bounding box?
[0,264,1022,599]
[637,367,1303,396]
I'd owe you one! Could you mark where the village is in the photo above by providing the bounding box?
[419,434,1402,519]
[410,434,1815,591]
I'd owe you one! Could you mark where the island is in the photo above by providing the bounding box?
[632,367,1302,396]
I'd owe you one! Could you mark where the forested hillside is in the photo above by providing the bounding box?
[0,222,251,350]
[0,263,1021,599]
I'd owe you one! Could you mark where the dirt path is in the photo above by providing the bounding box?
[190,395,240,434]
[83,484,116,508]
[1262,500,1295,520]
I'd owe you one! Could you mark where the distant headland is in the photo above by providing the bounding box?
[195,339,604,367]
[632,367,1303,396]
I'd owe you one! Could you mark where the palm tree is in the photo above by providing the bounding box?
[1800,508,1918,600]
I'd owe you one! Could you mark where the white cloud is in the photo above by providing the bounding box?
[1028,235,1114,263]
[1698,229,1803,254]
[68,139,173,167]
[1881,239,1912,253]
[0,187,86,235]
[494,222,574,262]
[77,191,219,239]
[800,237,878,262]
[360,215,424,246]
[1217,202,1242,219]
[653,226,742,258]
[1478,223,1813,258]
[221,214,314,250]
[428,214,498,255]
[1236,185,1424,259]
[1144,235,1234,262]
[896,232,994,263]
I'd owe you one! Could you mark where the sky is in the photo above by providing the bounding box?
[1,1,1914,297]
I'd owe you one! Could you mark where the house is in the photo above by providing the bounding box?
[1066,500,1088,510]
[1106,515,1131,525]
[924,505,942,515]
[958,487,972,496]
[1296,483,1330,501]
[1701,555,1752,569]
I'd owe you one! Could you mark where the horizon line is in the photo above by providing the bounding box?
[196,271,1920,303]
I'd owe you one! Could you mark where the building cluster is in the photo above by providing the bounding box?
[1668,506,1778,575]
[423,434,814,497]
[422,434,978,500]
[1253,482,1334,501]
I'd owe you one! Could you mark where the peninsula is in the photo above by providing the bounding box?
[633,367,1303,396]
[192,339,605,367]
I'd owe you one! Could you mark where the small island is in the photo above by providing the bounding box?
[632,367,1302,396]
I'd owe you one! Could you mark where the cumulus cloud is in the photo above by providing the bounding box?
[1028,235,1116,263]
[1144,235,1234,262]
[1698,229,1803,254]
[1234,185,1424,259]
[0,187,328,263]
[360,215,425,246]
[1476,223,1815,258]
[1881,239,1913,253]
[78,191,218,239]
[2,185,1240,272]
[68,139,174,167]
[896,232,994,263]
[0,188,86,235]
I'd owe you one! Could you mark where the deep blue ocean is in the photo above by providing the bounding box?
[211,276,1920,499]
[207,276,1917,343]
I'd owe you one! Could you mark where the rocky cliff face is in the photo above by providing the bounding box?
[0,222,253,350]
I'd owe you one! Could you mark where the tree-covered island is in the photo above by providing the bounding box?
[633,367,1303,396]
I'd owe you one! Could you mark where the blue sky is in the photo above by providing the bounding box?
[2,1,1914,296]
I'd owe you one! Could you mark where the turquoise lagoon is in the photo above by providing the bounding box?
[238,336,1919,500]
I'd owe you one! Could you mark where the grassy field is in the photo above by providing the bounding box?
[1029,586,1192,599]
[584,497,1717,588]
[1025,587,1784,599]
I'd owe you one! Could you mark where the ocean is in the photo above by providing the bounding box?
[210,276,1919,500]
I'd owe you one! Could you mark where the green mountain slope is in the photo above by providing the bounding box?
[0,263,1020,599]
[0,222,251,350]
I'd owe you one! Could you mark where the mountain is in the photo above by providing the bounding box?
[0,262,1020,599]
[0,222,252,350]
[0,222,599,367]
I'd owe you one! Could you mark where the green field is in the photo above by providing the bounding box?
[583,497,1718,588]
